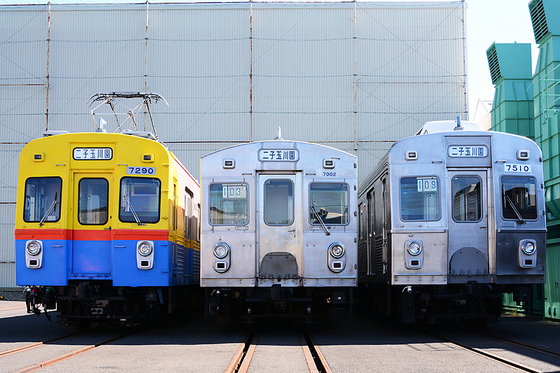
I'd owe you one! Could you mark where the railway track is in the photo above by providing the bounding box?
[428,327,560,373]
[225,327,331,373]
[0,331,88,358]
[1,325,141,373]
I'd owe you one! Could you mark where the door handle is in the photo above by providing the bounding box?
[288,229,295,232]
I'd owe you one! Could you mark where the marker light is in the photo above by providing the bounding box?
[137,241,153,257]
[26,240,42,256]
[214,243,230,259]
[329,243,345,259]
[406,241,422,256]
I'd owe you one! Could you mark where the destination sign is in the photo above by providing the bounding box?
[448,145,488,158]
[73,148,113,160]
[258,149,299,162]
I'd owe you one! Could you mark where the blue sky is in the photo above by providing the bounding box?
[465,0,537,118]
[0,0,539,119]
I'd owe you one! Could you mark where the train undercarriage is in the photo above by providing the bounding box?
[206,286,352,324]
[53,281,201,330]
[359,283,536,329]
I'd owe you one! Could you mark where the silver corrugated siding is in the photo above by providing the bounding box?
[0,2,466,287]
[0,204,16,288]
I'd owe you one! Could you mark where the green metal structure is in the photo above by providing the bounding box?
[487,0,560,320]
[487,42,543,315]
[487,43,534,138]
[530,0,560,321]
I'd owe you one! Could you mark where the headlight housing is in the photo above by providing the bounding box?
[406,241,422,256]
[521,240,536,255]
[329,243,345,258]
[26,240,42,256]
[214,243,230,259]
[137,241,153,257]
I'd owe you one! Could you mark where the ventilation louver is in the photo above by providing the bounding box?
[530,0,549,44]
[487,45,501,84]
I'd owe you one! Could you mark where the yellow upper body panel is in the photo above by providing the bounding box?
[16,132,199,239]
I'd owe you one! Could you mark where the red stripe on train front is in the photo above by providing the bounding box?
[112,229,169,241]
[15,229,69,240]
[15,229,169,241]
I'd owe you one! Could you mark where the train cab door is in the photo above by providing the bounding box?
[447,170,490,283]
[366,189,375,276]
[256,172,303,287]
[71,173,113,277]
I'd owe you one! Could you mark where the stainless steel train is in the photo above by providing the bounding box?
[357,119,546,327]
[200,133,358,322]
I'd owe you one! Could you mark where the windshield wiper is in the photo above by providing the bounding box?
[124,195,145,226]
[310,205,330,236]
[505,194,525,224]
[39,197,58,226]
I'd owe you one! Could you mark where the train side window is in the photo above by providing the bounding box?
[78,178,108,225]
[502,176,537,220]
[309,183,349,225]
[452,176,481,222]
[23,177,62,223]
[400,177,440,221]
[209,183,248,225]
[264,179,294,226]
[119,177,161,224]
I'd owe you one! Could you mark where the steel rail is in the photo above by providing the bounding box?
[224,330,258,373]
[476,330,560,359]
[224,328,331,373]
[10,328,138,373]
[428,332,542,373]
[0,326,107,359]
[301,330,332,373]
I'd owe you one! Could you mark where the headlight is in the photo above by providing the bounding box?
[329,243,345,259]
[214,243,230,259]
[521,241,536,255]
[406,241,422,256]
[26,240,41,256]
[137,241,153,257]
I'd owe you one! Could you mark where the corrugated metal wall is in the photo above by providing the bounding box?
[0,1,467,287]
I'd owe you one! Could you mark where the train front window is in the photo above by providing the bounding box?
[209,183,248,225]
[23,177,62,223]
[502,176,537,220]
[400,177,440,221]
[452,176,482,222]
[309,183,349,225]
[265,179,293,225]
[78,178,108,225]
[120,177,161,224]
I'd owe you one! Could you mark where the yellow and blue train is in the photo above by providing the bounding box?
[15,130,200,328]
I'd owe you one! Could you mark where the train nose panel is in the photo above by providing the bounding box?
[71,240,112,277]
[259,252,299,280]
[449,247,490,280]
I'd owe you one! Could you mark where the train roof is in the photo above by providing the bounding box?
[22,131,199,185]
[415,120,483,135]
[200,138,356,160]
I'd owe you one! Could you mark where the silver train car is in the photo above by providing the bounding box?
[357,119,546,326]
[200,136,358,322]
